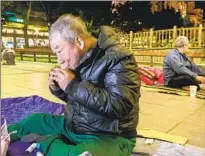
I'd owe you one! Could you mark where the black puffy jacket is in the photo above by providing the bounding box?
[50,26,141,139]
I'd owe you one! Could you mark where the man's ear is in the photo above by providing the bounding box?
[75,36,84,50]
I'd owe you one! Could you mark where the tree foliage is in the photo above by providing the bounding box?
[23,1,32,48]
[1,1,13,12]
[40,1,112,31]
[150,1,203,26]
[111,1,145,32]
[40,1,65,26]
[1,1,14,24]
[2,1,203,35]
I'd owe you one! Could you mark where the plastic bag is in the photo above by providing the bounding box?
[1,115,9,137]
[1,116,10,156]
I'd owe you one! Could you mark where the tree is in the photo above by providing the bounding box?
[23,1,32,48]
[1,1,13,12]
[111,1,158,32]
[40,1,65,26]
[40,1,112,31]
[111,1,142,32]
[1,1,14,49]
[1,1,14,25]
[2,1,50,48]
[150,1,203,26]
[2,1,32,48]
[72,9,94,30]
[187,2,203,26]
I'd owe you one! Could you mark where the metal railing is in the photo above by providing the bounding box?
[11,25,205,66]
[117,24,205,49]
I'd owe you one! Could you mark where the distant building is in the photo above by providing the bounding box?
[2,11,49,49]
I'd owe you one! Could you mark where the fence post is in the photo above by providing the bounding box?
[198,24,202,48]
[129,31,133,51]
[150,56,153,67]
[34,52,36,62]
[48,54,51,63]
[13,30,17,48]
[172,25,177,47]
[149,28,153,48]
[20,52,23,61]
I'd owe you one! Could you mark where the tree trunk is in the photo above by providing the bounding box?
[40,2,50,27]
[24,1,32,48]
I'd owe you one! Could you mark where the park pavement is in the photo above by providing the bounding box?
[1,61,205,148]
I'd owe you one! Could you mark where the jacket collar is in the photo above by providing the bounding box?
[75,26,119,71]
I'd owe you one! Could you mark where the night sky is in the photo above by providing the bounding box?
[3,1,205,32]
[43,1,205,30]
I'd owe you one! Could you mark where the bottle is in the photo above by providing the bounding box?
[25,143,37,153]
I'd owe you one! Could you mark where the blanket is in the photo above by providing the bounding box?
[141,84,205,99]
[1,95,65,156]
[1,95,64,125]
[2,95,205,156]
[139,66,205,99]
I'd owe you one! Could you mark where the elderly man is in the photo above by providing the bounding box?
[163,36,205,90]
[7,14,140,156]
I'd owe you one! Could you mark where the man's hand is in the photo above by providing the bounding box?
[196,76,205,84]
[49,69,59,90]
[53,68,75,91]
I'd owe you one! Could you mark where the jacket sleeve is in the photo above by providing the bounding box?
[49,86,68,102]
[65,55,141,119]
[191,63,205,76]
[168,53,197,78]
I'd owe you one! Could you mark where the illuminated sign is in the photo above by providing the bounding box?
[8,17,24,23]
[3,12,24,23]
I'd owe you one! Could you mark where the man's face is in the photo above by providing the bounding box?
[183,44,189,53]
[50,34,81,70]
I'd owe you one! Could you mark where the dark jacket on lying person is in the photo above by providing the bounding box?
[163,48,205,86]
[50,26,141,139]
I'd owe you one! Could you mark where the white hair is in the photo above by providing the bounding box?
[174,36,189,48]
[49,14,90,44]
